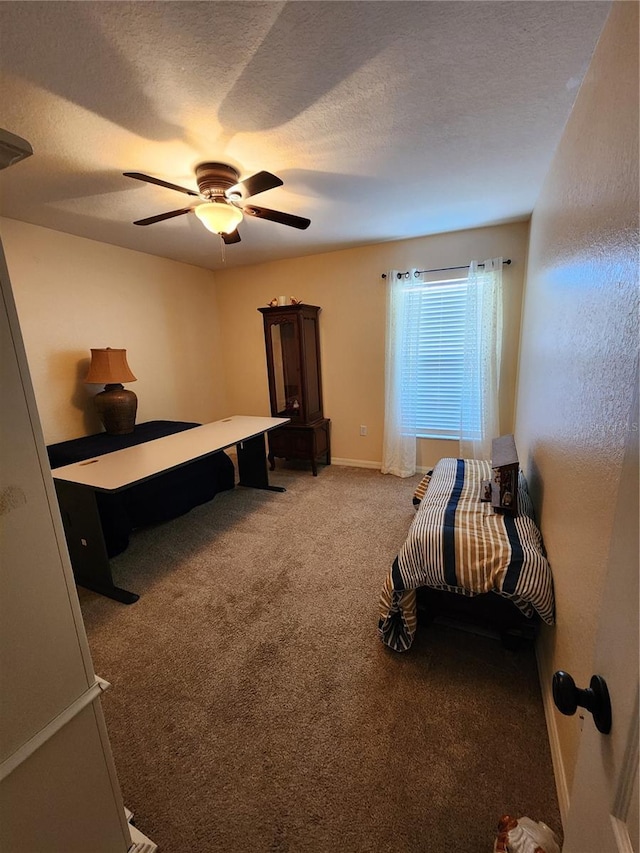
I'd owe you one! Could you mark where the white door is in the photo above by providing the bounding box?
[0,238,132,851]
[562,374,639,852]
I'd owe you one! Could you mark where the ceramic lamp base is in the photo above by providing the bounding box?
[94,384,137,435]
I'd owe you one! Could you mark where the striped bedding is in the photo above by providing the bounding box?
[379,458,554,652]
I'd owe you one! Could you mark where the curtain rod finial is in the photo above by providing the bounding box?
[382,258,510,280]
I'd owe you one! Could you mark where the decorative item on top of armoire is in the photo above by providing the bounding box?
[84,347,138,435]
[258,303,330,476]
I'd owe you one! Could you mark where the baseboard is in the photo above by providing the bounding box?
[331,457,381,469]
[332,458,431,474]
[125,807,158,853]
[535,634,570,826]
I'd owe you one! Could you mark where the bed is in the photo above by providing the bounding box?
[378,457,555,652]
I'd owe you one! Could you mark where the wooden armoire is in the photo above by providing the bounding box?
[258,303,330,476]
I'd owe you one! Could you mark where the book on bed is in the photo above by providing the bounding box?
[490,434,519,516]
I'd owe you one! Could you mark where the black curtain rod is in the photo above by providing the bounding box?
[381,259,511,279]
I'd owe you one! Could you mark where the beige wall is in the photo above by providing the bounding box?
[515,1,638,808]
[213,220,529,469]
[1,218,224,445]
[2,216,527,464]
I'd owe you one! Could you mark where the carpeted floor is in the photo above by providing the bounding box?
[78,463,561,852]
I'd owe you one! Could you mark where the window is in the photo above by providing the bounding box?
[401,276,477,439]
[383,259,503,475]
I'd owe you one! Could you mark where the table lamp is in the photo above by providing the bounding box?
[85,348,137,435]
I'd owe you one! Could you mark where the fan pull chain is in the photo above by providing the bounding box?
[219,236,226,263]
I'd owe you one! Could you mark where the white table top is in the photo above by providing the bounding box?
[51,415,289,492]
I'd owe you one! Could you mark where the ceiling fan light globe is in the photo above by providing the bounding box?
[195,202,243,235]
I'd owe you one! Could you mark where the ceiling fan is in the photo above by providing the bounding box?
[123,162,310,244]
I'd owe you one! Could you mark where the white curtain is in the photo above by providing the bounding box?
[381,269,420,476]
[459,257,504,460]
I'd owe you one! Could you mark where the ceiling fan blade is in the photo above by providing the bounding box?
[227,171,283,200]
[133,207,193,226]
[124,172,199,197]
[244,205,310,230]
[222,229,241,245]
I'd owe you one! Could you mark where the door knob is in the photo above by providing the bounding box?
[552,671,612,734]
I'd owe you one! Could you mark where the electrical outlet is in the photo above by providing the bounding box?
[360,425,367,436]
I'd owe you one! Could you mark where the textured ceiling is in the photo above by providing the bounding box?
[0,1,610,271]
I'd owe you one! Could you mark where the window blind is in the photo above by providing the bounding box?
[402,277,471,439]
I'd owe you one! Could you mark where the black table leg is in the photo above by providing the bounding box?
[54,481,139,604]
[236,433,286,492]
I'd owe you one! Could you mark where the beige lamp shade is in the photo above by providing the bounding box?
[194,202,243,235]
[85,348,137,384]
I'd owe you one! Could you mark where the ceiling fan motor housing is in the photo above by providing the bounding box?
[196,162,240,200]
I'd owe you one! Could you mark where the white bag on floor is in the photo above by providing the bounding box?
[494,815,561,853]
